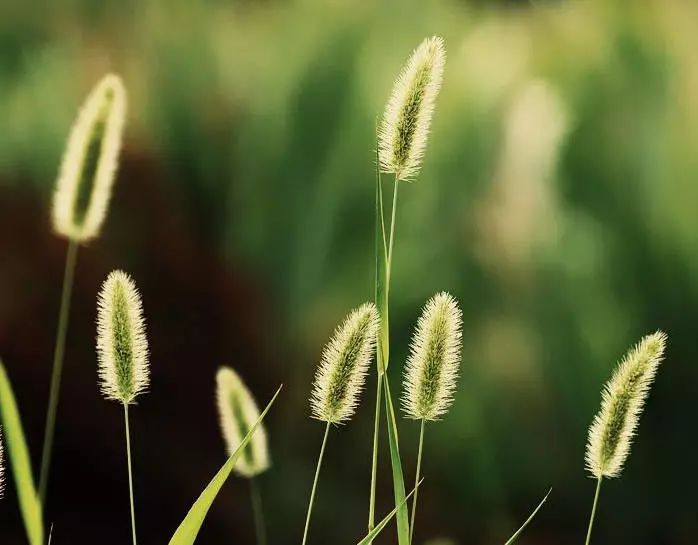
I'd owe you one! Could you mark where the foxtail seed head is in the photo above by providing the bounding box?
[378,36,445,181]
[96,270,149,404]
[585,331,667,478]
[402,292,462,421]
[216,367,270,477]
[310,303,380,424]
[53,74,127,242]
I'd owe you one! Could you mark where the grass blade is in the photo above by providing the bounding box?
[356,479,422,545]
[503,488,552,545]
[383,374,410,545]
[0,361,44,545]
[168,385,282,545]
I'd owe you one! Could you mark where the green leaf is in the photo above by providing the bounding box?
[383,374,410,545]
[374,139,389,373]
[356,479,421,545]
[0,361,44,545]
[503,488,552,545]
[168,385,282,545]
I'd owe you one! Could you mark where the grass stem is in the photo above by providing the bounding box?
[584,477,602,545]
[123,404,138,545]
[302,422,331,545]
[409,420,425,543]
[367,371,384,536]
[39,238,78,506]
[250,477,267,545]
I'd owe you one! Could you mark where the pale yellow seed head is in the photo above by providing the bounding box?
[53,74,127,242]
[585,331,667,478]
[402,292,463,421]
[310,303,380,424]
[96,270,149,404]
[378,36,446,181]
[216,367,270,477]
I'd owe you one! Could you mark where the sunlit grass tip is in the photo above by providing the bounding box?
[310,302,380,424]
[402,292,462,421]
[585,330,667,478]
[96,270,149,404]
[378,36,446,181]
[52,73,127,242]
[216,366,270,477]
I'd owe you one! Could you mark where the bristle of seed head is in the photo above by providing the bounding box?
[310,303,380,424]
[402,292,463,421]
[96,270,149,404]
[378,36,446,182]
[52,73,127,242]
[585,331,667,479]
[216,367,270,477]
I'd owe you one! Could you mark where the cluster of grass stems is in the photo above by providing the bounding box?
[0,36,669,545]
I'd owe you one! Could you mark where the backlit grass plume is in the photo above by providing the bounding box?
[303,302,379,545]
[97,270,149,404]
[216,367,270,477]
[401,292,462,541]
[310,302,380,424]
[378,36,445,181]
[583,330,667,545]
[402,292,462,421]
[53,74,127,242]
[96,269,149,545]
[216,367,270,545]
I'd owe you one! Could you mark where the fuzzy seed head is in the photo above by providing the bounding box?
[53,74,127,242]
[585,331,667,478]
[402,292,463,421]
[310,303,380,424]
[216,367,270,477]
[96,270,149,404]
[378,36,446,181]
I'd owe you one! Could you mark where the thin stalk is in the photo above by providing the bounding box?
[584,477,603,545]
[302,422,331,545]
[124,404,137,545]
[409,420,425,543]
[250,477,267,545]
[39,238,79,505]
[367,371,384,534]
[387,177,399,273]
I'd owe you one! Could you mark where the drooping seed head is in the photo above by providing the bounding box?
[378,36,446,181]
[310,303,380,424]
[216,367,270,477]
[96,270,149,404]
[402,292,463,421]
[585,331,667,478]
[53,74,127,242]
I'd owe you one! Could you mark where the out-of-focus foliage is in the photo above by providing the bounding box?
[1,0,697,543]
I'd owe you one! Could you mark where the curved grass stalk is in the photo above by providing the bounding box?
[503,488,552,545]
[301,422,331,545]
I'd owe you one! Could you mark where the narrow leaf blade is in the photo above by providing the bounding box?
[356,479,422,545]
[503,488,552,545]
[0,361,44,545]
[168,385,282,545]
[383,375,410,545]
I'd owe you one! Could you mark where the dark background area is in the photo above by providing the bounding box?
[1,0,697,544]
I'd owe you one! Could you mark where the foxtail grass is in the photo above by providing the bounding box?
[302,303,379,545]
[368,36,446,545]
[40,74,127,505]
[583,331,667,545]
[97,270,149,545]
[216,367,270,545]
[401,292,462,541]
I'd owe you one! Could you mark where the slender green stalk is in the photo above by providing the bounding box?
[124,404,137,545]
[387,177,399,272]
[584,477,602,545]
[409,420,425,543]
[302,422,331,545]
[367,371,383,534]
[39,238,79,505]
[250,477,267,545]
[502,488,551,545]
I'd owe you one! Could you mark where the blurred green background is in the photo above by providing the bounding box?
[1,0,697,543]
